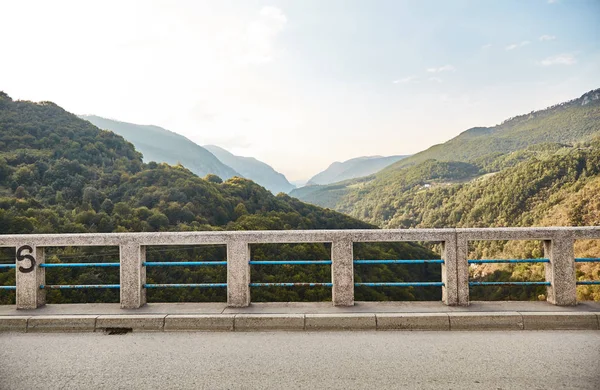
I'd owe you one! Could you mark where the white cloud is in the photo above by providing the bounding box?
[505,41,530,50]
[426,64,455,73]
[540,54,576,66]
[237,6,287,65]
[481,43,492,49]
[547,0,558,3]
[393,76,419,84]
[539,35,556,41]
[428,77,443,83]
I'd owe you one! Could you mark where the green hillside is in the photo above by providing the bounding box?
[204,144,295,194]
[294,88,600,215]
[0,92,440,304]
[80,115,238,180]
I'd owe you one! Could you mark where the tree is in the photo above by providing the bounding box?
[14,186,28,199]
[147,212,169,230]
[234,203,248,219]
[205,174,223,184]
[100,199,114,214]
[82,187,101,210]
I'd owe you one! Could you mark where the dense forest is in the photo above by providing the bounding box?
[0,92,440,304]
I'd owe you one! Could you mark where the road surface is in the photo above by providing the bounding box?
[1,331,599,389]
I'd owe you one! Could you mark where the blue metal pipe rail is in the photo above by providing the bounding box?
[469,258,600,287]
[0,286,16,290]
[40,284,120,289]
[250,282,333,287]
[0,264,16,269]
[574,254,600,285]
[144,261,227,267]
[249,260,331,265]
[469,259,549,264]
[575,258,600,262]
[142,261,227,289]
[354,259,444,264]
[355,259,444,288]
[40,263,120,268]
[355,282,444,287]
[471,259,549,287]
[144,283,227,288]
[469,281,551,286]
[249,260,331,287]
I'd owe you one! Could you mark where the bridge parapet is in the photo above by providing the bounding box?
[1,227,599,310]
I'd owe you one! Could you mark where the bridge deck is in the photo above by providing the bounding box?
[1,301,599,332]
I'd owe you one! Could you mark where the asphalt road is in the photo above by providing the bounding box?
[1,331,599,389]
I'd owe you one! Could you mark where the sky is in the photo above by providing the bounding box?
[1,0,599,181]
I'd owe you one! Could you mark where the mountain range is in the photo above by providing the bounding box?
[292,88,600,222]
[80,115,295,194]
[80,115,237,180]
[305,155,408,186]
[203,145,295,194]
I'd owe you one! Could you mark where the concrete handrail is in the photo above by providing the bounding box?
[1,227,599,309]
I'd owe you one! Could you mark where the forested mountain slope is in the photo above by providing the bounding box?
[360,139,600,229]
[80,115,238,180]
[0,92,440,304]
[204,144,295,194]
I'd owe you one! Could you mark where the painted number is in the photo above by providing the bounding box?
[17,245,36,273]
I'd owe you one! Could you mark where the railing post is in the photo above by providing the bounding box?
[120,243,146,309]
[15,244,45,309]
[441,235,458,306]
[455,233,470,306]
[331,238,354,306]
[227,240,250,307]
[544,234,577,305]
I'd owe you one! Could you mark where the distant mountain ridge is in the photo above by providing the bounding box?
[203,145,295,194]
[306,155,408,186]
[381,88,600,173]
[80,115,238,180]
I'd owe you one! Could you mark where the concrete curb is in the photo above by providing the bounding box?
[521,312,599,330]
[0,316,28,333]
[376,313,450,331]
[165,315,235,332]
[305,314,376,330]
[1,312,598,333]
[449,312,524,331]
[95,315,166,332]
[28,315,97,333]
[235,314,304,331]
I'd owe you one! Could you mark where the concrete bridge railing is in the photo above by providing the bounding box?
[1,227,599,310]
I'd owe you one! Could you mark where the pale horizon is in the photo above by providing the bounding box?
[1,0,599,181]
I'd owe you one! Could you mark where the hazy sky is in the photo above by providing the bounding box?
[1,0,599,180]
